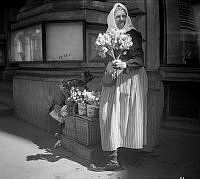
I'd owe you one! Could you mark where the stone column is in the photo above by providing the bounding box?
[145,0,164,150]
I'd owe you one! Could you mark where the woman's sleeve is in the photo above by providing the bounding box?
[125,31,144,70]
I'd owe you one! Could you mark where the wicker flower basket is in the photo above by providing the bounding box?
[65,100,78,116]
[87,104,99,118]
[78,103,87,116]
[64,115,101,146]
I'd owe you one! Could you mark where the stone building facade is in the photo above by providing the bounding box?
[0,0,199,152]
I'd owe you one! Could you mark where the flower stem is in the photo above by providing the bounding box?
[110,49,116,61]
[110,49,118,79]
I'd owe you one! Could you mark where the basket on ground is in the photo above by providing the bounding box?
[64,115,101,146]
[65,100,78,116]
[86,104,99,118]
[78,102,87,116]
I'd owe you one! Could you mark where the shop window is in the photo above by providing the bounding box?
[164,0,200,65]
[9,20,111,64]
[10,21,86,63]
[10,24,42,62]
[45,22,84,61]
[86,25,106,62]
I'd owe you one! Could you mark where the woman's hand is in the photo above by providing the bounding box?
[112,59,127,69]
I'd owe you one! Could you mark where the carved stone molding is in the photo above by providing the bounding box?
[17,0,144,21]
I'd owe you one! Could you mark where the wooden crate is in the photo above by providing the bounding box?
[64,115,101,146]
[65,100,78,116]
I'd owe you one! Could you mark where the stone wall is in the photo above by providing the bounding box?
[13,76,64,133]
[146,71,164,147]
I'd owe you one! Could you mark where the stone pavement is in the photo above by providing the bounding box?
[0,116,200,179]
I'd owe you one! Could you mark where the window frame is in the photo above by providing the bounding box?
[44,20,86,63]
[9,22,43,64]
[9,20,86,64]
[159,0,200,67]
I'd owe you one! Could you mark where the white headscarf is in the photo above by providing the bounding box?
[106,3,136,33]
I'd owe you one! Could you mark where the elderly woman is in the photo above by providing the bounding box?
[90,3,148,171]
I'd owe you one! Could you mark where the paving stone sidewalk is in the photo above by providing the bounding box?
[0,116,200,179]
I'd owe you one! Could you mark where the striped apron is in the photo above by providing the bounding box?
[99,62,148,151]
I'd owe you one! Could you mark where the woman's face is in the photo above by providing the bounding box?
[114,9,127,29]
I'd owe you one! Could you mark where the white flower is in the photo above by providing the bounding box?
[102,47,108,53]
[104,33,112,45]
[96,31,133,61]
[77,91,82,96]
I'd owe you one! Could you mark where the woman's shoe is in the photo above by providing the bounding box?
[88,161,123,172]
[103,161,123,171]
[88,164,105,172]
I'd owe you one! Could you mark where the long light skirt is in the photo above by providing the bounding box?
[99,66,148,151]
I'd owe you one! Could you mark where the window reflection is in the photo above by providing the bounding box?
[166,0,200,65]
[45,22,83,61]
[10,25,42,62]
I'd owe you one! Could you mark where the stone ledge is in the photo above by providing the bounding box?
[160,66,200,82]
[161,119,200,134]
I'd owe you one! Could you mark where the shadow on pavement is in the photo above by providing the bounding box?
[118,147,160,168]
[0,116,89,167]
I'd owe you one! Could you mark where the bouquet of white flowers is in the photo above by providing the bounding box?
[66,87,86,104]
[95,30,133,86]
[95,29,133,61]
[83,90,101,106]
